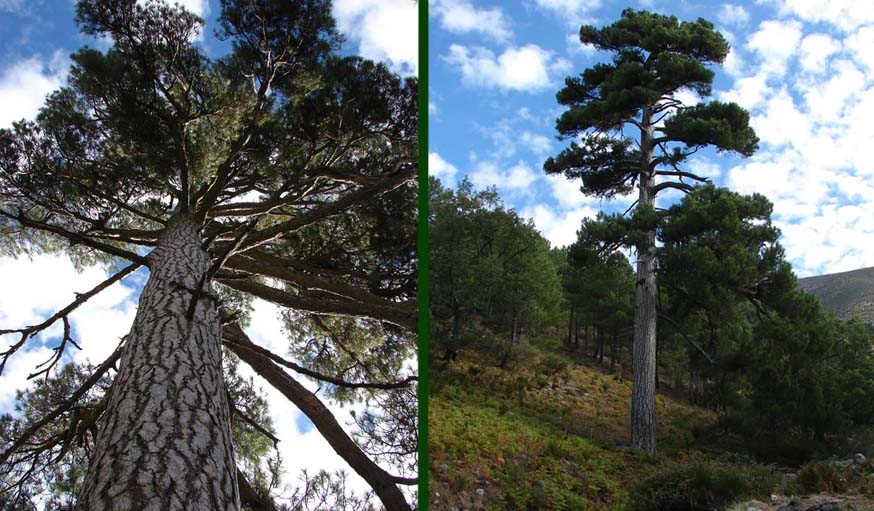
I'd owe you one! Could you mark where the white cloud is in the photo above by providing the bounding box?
[444,44,562,92]
[333,0,418,76]
[521,204,598,247]
[0,51,69,128]
[0,255,139,410]
[520,131,552,157]
[722,47,745,77]
[845,26,874,74]
[717,4,750,26]
[469,159,538,191]
[566,33,597,58]
[429,151,459,185]
[533,0,602,25]
[798,33,841,73]
[769,0,874,32]
[746,20,803,77]
[431,0,511,42]
[719,72,770,110]
[161,0,209,17]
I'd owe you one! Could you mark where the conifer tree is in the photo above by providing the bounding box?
[0,0,417,509]
[545,9,757,453]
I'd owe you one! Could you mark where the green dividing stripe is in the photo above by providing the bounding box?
[417,0,429,510]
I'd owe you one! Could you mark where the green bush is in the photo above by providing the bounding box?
[796,462,848,494]
[630,458,775,511]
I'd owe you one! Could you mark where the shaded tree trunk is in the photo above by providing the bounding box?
[567,308,574,348]
[77,214,239,510]
[631,106,658,454]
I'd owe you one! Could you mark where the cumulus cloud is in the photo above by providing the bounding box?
[798,33,841,73]
[444,44,566,92]
[768,0,874,32]
[532,0,602,25]
[717,4,750,26]
[521,204,598,248]
[333,0,418,76]
[469,160,539,191]
[0,255,140,410]
[431,0,512,42]
[746,20,803,78]
[520,131,552,158]
[0,51,69,128]
[429,151,459,185]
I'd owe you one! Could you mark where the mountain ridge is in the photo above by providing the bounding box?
[798,266,874,324]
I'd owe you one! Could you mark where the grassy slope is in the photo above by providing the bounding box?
[429,350,729,511]
[798,267,874,324]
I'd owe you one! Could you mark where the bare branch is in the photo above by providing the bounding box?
[223,325,414,510]
[0,262,140,376]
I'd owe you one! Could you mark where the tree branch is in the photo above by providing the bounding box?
[223,323,417,390]
[0,262,140,376]
[217,278,416,332]
[1,209,150,267]
[223,325,413,511]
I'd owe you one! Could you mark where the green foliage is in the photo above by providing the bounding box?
[429,178,562,364]
[547,9,757,196]
[629,458,775,511]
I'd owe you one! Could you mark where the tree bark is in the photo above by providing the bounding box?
[631,106,658,454]
[77,214,239,510]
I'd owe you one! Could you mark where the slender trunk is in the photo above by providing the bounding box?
[583,323,588,353]
[610,327,617,373]
[574,318,580,349]
[631,106,658,454]
[78,214,239,510]
[567,308,574,348]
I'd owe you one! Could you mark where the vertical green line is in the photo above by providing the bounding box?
[417,0,429,510]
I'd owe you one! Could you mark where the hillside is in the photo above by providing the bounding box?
[429,347,874,511]
[798,267,874,324]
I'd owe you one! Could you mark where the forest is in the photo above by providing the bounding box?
[428,8,874,511]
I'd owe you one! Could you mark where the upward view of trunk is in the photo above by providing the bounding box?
[77,214,239,511]
[630,106,658,454]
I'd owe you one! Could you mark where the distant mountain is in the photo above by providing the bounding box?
[798,266,874,325]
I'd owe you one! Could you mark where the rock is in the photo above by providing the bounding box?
[854,453,867,465]
[834,459,854,468]
[746,507,764,511]
[475,488,485,497]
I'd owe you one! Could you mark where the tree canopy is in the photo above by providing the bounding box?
[0,0,418,509]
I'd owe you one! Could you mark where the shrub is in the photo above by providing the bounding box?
[796,462,848,494]
[630,458,776,511]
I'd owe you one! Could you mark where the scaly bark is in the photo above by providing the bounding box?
[630,106,658,454]
[77,214,239,510]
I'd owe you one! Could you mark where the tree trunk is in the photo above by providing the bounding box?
[610,327,617,373]
[631,106,658,454]
[78,214,239,510]
[567,308,574,348]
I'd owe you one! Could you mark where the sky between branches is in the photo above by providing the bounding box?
[0,0,418,502]
[429,0,874,278]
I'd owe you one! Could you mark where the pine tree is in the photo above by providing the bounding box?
[0,1,417,509]
[545,9,757,453]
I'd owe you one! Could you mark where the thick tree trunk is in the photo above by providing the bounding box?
[78,214,239,510]
[631,106,658,454]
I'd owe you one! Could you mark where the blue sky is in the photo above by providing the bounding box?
[429,0,874,278]
[0,0,417,503]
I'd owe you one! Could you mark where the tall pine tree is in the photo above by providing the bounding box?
[0,0,417,509]
[545,9,757,453]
